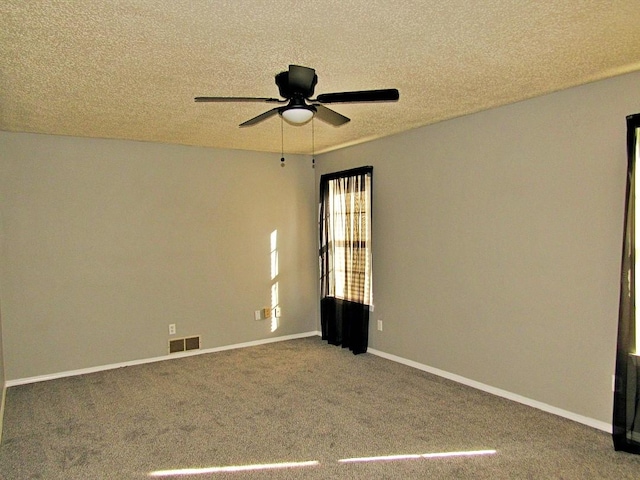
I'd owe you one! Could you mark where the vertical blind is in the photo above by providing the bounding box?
[321,174,372,304]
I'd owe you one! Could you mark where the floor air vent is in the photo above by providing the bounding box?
[168,336,201,354]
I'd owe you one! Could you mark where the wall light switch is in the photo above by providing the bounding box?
[377,319,383,332]
[254,310,262,321]
[263,307,272,318]
[274,307,281,318]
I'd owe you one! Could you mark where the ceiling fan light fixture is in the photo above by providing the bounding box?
[280,106,315,125]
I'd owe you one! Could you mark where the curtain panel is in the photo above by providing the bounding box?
[613,113,640,453]
[319,166,373,354]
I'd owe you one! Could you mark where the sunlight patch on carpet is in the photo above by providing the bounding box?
[148,460,320,476]
[339,449,497,464]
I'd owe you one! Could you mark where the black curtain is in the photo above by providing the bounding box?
[613,113,640,453]
[319,167,373,354]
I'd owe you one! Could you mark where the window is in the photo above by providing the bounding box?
[324,176,372,304]
[635,123,640,353]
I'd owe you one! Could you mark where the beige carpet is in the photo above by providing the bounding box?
[1,336,639,479]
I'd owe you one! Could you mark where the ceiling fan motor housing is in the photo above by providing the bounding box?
[276,70,318,99]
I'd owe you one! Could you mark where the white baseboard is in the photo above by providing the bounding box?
[6,332,611,434]
[6,331,320,387]
[367,347,612,434]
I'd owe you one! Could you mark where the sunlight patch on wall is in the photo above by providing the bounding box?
[270,230,279,332]
[270,230,278,280]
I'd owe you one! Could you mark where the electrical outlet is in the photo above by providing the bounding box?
[263,307,272,318]
[169,324,176,335]
[377,319,383,331]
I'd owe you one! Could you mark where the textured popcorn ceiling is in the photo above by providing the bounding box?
[2,1,640,155]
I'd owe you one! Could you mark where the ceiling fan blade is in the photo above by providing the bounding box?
[239,108,280,127]
[316,88,399,104]
[314,104,351,126]
[195,96,283,103]
[287,65,317,93]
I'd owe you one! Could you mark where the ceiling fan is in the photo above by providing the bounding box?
[195,64,399,127]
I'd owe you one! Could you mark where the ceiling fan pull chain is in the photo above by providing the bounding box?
[312,118,315,169]
[280,116,285,167]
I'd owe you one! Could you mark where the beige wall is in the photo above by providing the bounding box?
[1,70,639,426]
[0,301,5,442]
[0,218,6,441]
[0,134,318,380]
[315,70,640,424]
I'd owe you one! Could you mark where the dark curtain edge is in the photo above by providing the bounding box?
[613,113,640,452]
[321,297,370,355]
